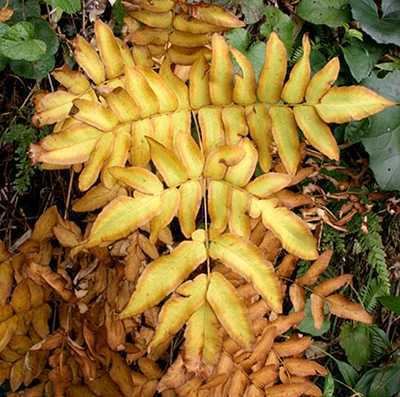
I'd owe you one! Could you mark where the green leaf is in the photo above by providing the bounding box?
[30,17,59,56]
[323,372,335,397]
[3,21,33,40]
[369,363,400,397]
[44,0,80,14]
[245,41,265,79]
[0,38,46,61]
[240,0,264,24]
[382,0,400,16]
[339,323,371,370]
[226,29,265,79]
[350,0,400,46]
[379,296,400,314]
[341,39,382,82]
[10,53,55,80]
[297,0,351,27]
[0,22,10,36]
[0,52,7,71]
[360,71,400,190]
[260,6,296,52]
[0,21,47,62]
[342,43,370,82]
[5,0,41,23]
[226,28,251,53]
[112,0,125,33]
[298,299,330,336]
[355,368,380,396]
[334,359,359,387]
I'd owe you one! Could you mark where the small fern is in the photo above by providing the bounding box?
[361,278,388,311]
[357,213,391,296]
[321,225,346,255]
[290,44,303,64]
[1,123,48,193]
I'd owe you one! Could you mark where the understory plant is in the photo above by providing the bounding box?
[0,4,396,396]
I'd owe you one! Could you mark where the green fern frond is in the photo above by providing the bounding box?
[357,213,391,295]
[321,225,346,255]
[290,45,303,64]
[360,279,387,311]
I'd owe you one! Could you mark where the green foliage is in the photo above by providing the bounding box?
[0,0,59,79]
[323,372,335,397]
[240,0,264,24]
[334,358,359,387]
[379,296,400,314]
[359,71,400,191]
[298,299,331,336]
[350,0,400,46]
[225,28,265,78]
[361,279,388,311]
[355,213,391,295]
[43,0,81,14]
[355,362,400,397]
[1,124,47,193]
[321,225,346,255]
[112,0,125,33]
[0,21,46,62]
[340,323,371,369]
[297,0,351,27]
[260,6,296,52]
[341,37,383,82]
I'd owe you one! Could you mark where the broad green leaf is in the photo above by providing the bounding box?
[2,20,33,40]
[206,272,254,349]
[350,0,400,46]
[0,21,46,62]
[323,372,335,397]
[369,363,400,397]
[334,359,359,387]
[297,0,351,27]
[0,52,7,71]
[10,54,55,80]
[7,0,40,22]
[379,296,400,314]
[9,18,58,80]
[342,41,373,83]
[44,0,81,14]
[245,41,266,79]
[358,71,400,190]
[149,274,207,355]
[355,368,380,396]
[240,0,264,24]
[209,233,282,313]
[30,18,59,56]
[225,28,250,54]
[260,6,296,52]
[120,240,207,318]
[226,29,266,79]
[339,323,371,369]
[298,299,330,336]
[342,37,383,83]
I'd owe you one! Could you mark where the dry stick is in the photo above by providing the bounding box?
[192,111,210,274]
[64,169,74,220]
